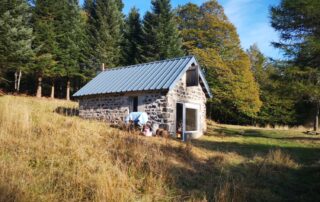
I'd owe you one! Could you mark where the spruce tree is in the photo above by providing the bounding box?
[81,0,98,78]
[32,0,58,98]
[142,0,184,62]
[177,1,261,122]
[32,0,84,99]
[0,0,34,89]
[54,0,83,100]
[122,7,144,65]
[85,0,124,68]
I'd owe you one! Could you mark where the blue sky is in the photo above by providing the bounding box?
[81,0,282,59]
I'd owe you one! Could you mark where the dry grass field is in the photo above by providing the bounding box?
[0,95,319,202]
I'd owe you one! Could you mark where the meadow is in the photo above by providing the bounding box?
[0,95,319,202]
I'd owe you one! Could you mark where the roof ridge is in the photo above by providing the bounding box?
[103,55,194,72]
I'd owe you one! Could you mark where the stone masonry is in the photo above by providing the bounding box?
[78,70,207,138]
[79,92,170,129]
[166,73,207,137]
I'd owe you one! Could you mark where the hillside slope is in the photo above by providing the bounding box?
[0,96,319,202]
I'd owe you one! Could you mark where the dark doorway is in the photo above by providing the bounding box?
[176,103,183,139]
[133,96,138,112]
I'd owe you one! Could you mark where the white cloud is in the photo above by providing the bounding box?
[219,0,282,58]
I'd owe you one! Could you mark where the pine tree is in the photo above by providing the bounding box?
[271,0,320,131]
[86,0,124,68]
[177,1,261,122]
[122,7,144,65]
[142,0,184,62]
[0,0,34,89]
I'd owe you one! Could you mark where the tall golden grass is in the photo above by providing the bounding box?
[0,96,304,202]
[0,96,176,201]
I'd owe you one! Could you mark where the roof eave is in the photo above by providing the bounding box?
[72,88,169,98]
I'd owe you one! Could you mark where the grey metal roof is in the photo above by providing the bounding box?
[73,56,212,98]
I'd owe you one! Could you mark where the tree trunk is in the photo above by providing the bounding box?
[14,72,18,90]
[36,76,42,98]
[50,82,55,99]
[314,102,319,132]
[17,70,22,92]
[66,80,70,101]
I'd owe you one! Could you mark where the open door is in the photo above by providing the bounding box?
[176,103,200,141]
[176,103,183,139]
[129,96,138,112]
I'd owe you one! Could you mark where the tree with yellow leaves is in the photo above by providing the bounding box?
[176,1,261,123]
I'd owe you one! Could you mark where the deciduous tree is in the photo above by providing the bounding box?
[177,1,261,122]
[247,45,297,126]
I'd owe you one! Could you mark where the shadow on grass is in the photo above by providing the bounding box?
[212,127,320,141]
[192,138,320,165]
[158,140,320,201]
[102,132,320,201]
[0,183,25,202]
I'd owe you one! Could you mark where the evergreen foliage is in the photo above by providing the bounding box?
[85,0,124,68]
[0,0,34,84]
[271,0,320,130]
[32,0,84,98]
[122,7,144,65]
[142,0,184,62]
[32,0,59,81]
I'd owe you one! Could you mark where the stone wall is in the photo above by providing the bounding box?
[166,73,207,138]
[78,71,207,138]
[78,92,170,129]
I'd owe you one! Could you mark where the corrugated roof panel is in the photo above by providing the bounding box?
[73,55,212,98]
[164,57,196,89]
[157,58,191,90]
[142,59,179,91]
[119,63,150,92]
[131,62,162,91]
[149,59,181,90]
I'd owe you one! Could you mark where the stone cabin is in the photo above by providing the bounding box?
[73,56,212,139]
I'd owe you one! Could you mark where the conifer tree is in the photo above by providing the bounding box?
[177,1,261,122]
[33,0,84,99]
[81,0,97,78]
[32,0,58,98]
[54,0,83,100]
[85,0,124,68]
[122,7,144,65]
[0,0,34,89]
[142,0,184,62]
[271,0,320,131]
